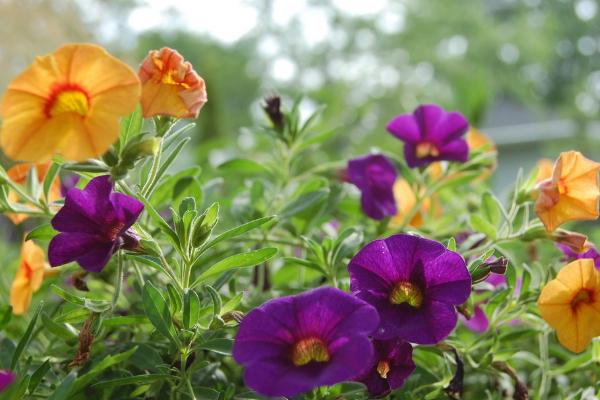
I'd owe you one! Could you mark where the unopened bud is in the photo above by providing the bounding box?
[553,230,588,253]
[263,95,284,132]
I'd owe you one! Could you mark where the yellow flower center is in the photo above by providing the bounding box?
[291,337,330,366]
[571,289,593,308]
[557,178,569,195]
[416,142,440,159]
[377,360,391,379]
[390,281,423,308]
[45,84,90,118]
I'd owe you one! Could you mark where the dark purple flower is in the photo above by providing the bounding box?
[556,242,600,270]
[233,286,379,397]
[348,234,471,344]
[49,176,143,273]
[347,154,397,220]
[355,339,415,397]
[387,104,469,168]
[461,304,489,333]
[0,370,15,392]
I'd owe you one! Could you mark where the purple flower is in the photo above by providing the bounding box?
[355,339,415,397]
[49,176,143,273]
[348,234,471,344]
[556,242,600,270]
[60,174,80,197]
[387,104,469,168]
[0,370,15,392]
[347,154,397,220]
[233,286,379,397]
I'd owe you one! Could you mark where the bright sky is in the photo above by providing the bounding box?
[127,0,392,44]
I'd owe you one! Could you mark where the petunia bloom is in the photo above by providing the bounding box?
[5,163,62,225]
[348,234,471,344]
[538,259,600,353]
[10,241,48,315]
[0,370,15,392]
[535,151,600,232]
[347,154,397,220]
[387,104,469,168]
[138,47,207,119]
[232,286,379,397]
[0,43,140,162]
[355,339,415,397]
[48,175,143,273]
[556,242,600,271]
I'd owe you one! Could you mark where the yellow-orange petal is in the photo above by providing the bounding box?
[535,151,600,232]
[390,179,421,227]
[538,259,600,352]
[536,158,554,183]
[467,128,495,152]
[139,47,207,119]
[0,43,140,162]
[10,241,48,315]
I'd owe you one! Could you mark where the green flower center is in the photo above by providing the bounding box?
[291,337,330,366]
[389,281,423,308]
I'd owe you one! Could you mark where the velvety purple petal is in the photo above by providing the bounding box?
[360,187,397,220]
[359,370,391,398]
[424,251,471,305]
[347,155,397,220]
[387,342,416,390]
[375,300,458,344]
[461,305,489,333]
[110,192,144,230]
[413,104,445,140]
[48,232,115,272]
[321,335,375,385]
[0,370,15,392]
[436,139,469,163]
[403,142,428,168]
[242,357,319,397]
[386,114,421,142]
[433,111,469,143]
[485,273,507,288]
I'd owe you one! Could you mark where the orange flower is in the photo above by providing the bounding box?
[10,241,48,315]
[535,158,554,183]
[390,179,436,228]
[467,127,495,153]
[0,43,140,162]
[5,163,61,224]
[138,48,207,119]
[535,151,600,232]
[538,259,600,353]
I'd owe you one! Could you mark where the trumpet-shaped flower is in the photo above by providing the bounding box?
[10,241,48,315]
[348,234,471,344]
[0,43,140,162]
[387,104,469,168]
[5,163,61,224]
[139,47,207,119]
[538,259,600,353]
[232,286,379,397]
[0,370,15,392]
[48,175,143,272]
[347,154,397,220]
[535,151,600,232]
[355,339,415,397]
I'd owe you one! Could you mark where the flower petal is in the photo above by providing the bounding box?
[386,113,421,142]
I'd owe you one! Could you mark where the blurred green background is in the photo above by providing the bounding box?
[2,0,600,191]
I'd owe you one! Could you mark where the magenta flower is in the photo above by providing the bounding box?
[232,287,379,397]
[355,339,415,397]
[347,154,397,220]
[556,243,600,270]
[387,104,469,168]
[0,370,15,392]
[49,175,143,273]
[348,234,471,344]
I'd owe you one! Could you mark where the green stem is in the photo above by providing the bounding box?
[141,137,164,198]
[112,252,124,309]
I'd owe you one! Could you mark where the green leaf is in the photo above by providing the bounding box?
[92,374,173,389]
[41,313,77,339]
[103,315,150,327]
[119,105,143,150]
[142,282,179,346]
[221,292,243,315]
[204,285,222,316]
[140,196,181,250]
[51,285,85,306]
[48,372,76,400]
[166,284,182,314]
[70,346,138,394]
[0,305,11,331]
[218,158,272,175]
[29,360,51,393]
[42,162,61,202]
[193,247,278,286]
[280,189,329,218]
[172,175,203,206]
[447,237,457,252]
[25,224,58,241]
[199,338,233,355]
[469,214,497,240]
[11,302,42,369]
[203,215,276,250]
[156,137,192,185]
[481,191,503,227]
[183,289,201,329]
